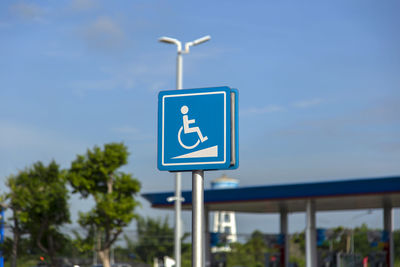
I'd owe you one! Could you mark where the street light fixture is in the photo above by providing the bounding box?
[159,35,211,54]
[159,35,211,267]
[190,35,211,46]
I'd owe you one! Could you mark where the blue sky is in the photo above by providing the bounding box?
[1,0,399,234]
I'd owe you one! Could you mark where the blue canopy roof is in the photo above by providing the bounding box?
[142,175,400,213]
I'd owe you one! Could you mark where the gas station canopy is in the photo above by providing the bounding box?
[142,175,400,213]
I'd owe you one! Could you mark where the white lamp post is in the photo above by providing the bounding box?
[159,35,211,267]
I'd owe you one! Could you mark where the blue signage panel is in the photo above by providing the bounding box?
[158,87,232,171]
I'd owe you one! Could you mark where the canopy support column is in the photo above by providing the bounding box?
[383,205,394,267]
[280,209,289,267]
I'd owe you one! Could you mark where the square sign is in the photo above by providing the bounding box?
[158,86,238,171]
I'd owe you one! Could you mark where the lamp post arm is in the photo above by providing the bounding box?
[159,37,182,52]
[184,42,193,54]
[183,35,211,54]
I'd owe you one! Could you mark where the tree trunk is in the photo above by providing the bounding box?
[10,206,21,267]
[98,248,111,267]
[48,235,57,267]
[11,214,19,267]
[96,174,116,267]
[107,175,113,194]
[48,251,57,267]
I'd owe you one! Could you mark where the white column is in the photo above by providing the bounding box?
[306,199,317,267]
[213,212,219,232]
[229,212,237,243]
[280,209,289,267]
[383,205,394,267]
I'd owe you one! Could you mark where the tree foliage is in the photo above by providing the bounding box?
[5,161,70,267]
[131,216,174,263]
[67,143,141,267]
[226,230,272,267]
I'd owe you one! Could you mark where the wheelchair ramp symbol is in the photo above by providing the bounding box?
[172,145,218,159]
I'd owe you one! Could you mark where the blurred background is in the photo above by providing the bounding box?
[0,0,399,266]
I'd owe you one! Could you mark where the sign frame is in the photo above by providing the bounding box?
[157,86,238,171]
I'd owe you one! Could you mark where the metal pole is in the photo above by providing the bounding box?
[174,50,183,267]
[177,51,183,90]
[192,170,204,267]
[174,172,182,267]
[306,199,317,267]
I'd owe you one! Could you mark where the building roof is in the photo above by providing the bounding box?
[142,175,400,213]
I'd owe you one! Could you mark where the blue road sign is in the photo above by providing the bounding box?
[158,86,236,171]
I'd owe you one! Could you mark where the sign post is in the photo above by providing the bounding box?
[158,86,238,267]
[192,170,204,267]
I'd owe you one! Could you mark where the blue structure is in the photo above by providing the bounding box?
[142,175,400,211]
[0,208,4,267]
[143,175,400,267]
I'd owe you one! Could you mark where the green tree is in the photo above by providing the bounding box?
[353,224,380,257]
[227,230,271,267]
[394,230,400,262]
[67,143,141,267]
[4,176,27,267]
[130,216,174,264]
[124,216,190,265]
[6,161,70,267]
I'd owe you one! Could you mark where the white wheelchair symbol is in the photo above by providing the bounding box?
[178,105,208,150]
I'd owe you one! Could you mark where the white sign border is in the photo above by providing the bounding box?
[161,91,227,166]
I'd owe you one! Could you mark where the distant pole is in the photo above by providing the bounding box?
[159,35,211,267]
[175,45,183,267]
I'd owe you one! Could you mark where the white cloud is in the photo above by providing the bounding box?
[81,16,125,50]
[71,64,169,96]
[240,105,285,116]
[10,3,45,22]
[240,98,325,117]
[111,126,152,141]
[0,121,86,184]
[71,0,97,11]
[72,79,131,95]
[293,98,324,108]
[112,126,140,135]
[0,21,10,29]
[0,121,47,149]
[0,121,83,152]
